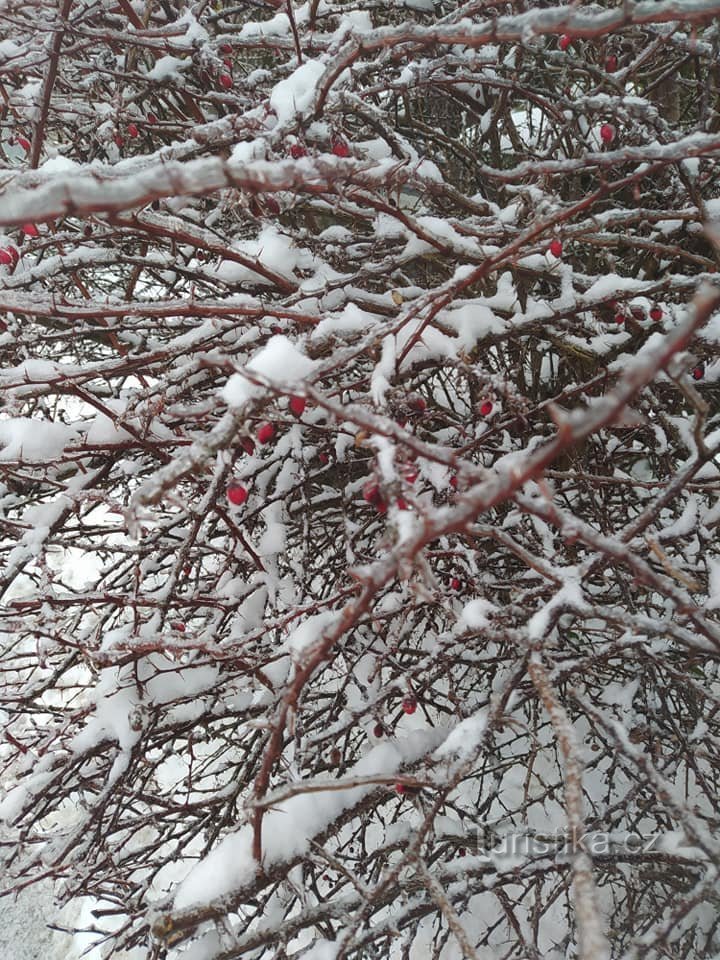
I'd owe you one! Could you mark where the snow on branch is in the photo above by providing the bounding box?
[2,1,720,958]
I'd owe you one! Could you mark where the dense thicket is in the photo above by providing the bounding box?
[1,1,720,958]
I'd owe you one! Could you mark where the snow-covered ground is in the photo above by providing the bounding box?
[2,880,76,960]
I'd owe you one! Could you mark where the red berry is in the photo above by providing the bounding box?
[22,223,39,238]
[373,723,384,738]
[127,122,139,138]
[271,325,282,334]
[289,396,306,417]
[257,422,275,444]
[220,43,232,54]
[558,35,571,51]
[479,400,493,417]
[332,138,350,158]
[600,123,615,144]
[16,135,31,152]
[264,196,281,215]
[171,621,186,632]
[0,249,12,265]
[6,246,18,265]
[408,395,427,413]
[147,112,158,125]
[458,847,466,857]
[692,365,704,381]
[549,239,563,258]
[649,305,663,322]
[631,306,645,322]
[450,577,461,591]
[219,73,233,89]
[290,143,307,159]
[396,497,409,511]
[404,468,418,483]
[226,482,248,505]
[605,55,618,72]
[395,783,406,795]
[240,436,255,455]
[363,482,387,514]
[614,313,625,325]
[319,451,329,465]
[402,698,417,715]
[363,481,382,505]
[223,57,233,70]
[449,474,458,490]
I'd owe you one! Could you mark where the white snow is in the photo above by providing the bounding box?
[302,941,339,960]
[443,301,505,350]
[526,570,586,640]
[657,495,697,541]
[69,669,142,755]
[240,13,291,38]
[270,59,326,124]
[286,610,338,660]
[0,417,76,461]
[173,730,445,910]
[458,598,498,630]
[707,557,720,610]
[223,335,317,406]
[435,709,488,759]
[371,335,396,405]
[145,56,190,82]
[312,302,376,339]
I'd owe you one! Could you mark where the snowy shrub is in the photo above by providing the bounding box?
[1,1,720,958]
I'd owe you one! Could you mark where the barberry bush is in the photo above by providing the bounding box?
[1,1,720,958]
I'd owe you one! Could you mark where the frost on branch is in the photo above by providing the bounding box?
[1,1,720,959]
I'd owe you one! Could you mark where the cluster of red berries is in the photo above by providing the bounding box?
[558,36,619,74]
[225,396,308,505]
[363,477,418,514]
[287,141,349,158]
[610,302,663,325]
